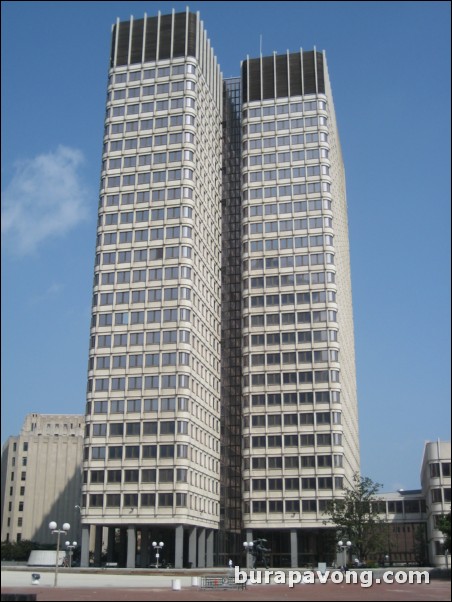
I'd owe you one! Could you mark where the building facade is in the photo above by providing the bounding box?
[82,10,222,569]
[420,440,451,568]
[81,9,360,568]
[1,414,84,545]
[240,50,359,568]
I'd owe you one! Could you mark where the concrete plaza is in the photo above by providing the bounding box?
[1,567,451,601]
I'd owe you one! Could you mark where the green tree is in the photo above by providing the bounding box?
[437,511,451,550]
[1,539,39,561]
[323,473,386,561]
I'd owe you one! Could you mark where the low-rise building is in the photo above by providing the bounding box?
[421,440,451,567]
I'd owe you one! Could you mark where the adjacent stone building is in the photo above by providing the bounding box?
[1,414,84,545]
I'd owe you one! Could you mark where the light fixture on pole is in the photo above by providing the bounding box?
[337,540,352,569]
[49,521,70,587]
[243,541,254,568]
[152,541,164,568]
[65,541,78,568]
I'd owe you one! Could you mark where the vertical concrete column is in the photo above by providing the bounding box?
[80,524,90,567]
[206,530,214,568]
[188,526,197,568]
[126,525,136,568]
[94,525,103,566]
[174,525,184,569]
[119,528,127,566]
[246,529,253,569]
[140,527,150,567]
[197,528,206,568]
[290,529,298,568]
[107,527,116,562]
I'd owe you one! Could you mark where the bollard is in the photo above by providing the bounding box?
[31,573,41,584]
[172,578,182,591]
[191,576,199,587]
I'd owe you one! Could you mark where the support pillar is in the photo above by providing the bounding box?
[206,530,214,568]
[140,527,150,567]
[127,525,136,568]
[107,527,116,563]
[119,528,127,566]
[80,524,90,567]
[94,525,103,566]
[188,526,197,568]
[174,525,184,569]
[197,528,206,568]
[290,529,298,568]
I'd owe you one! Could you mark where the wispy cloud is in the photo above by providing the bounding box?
[1,146,91,255]
[29,282,64,306]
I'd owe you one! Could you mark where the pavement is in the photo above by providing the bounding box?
[1,567,451,601]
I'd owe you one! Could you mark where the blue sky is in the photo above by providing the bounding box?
[1,1,450,492]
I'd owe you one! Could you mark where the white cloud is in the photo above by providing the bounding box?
[29,282,64,306]
[1,146,91,255]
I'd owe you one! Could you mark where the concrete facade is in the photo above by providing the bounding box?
[421,440,451,568]
[82,10,222,568]
[1,413,84,545]
[81,9,359,568]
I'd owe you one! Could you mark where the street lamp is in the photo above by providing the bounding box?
[152,541,164,568]
[440,538,449,570]
[65,541,78,568]
[243,541,254,568]
[337,540,352,569]
[49,521,70,587]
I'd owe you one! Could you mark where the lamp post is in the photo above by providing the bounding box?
[49,521,70,587]
[440,539,449,570]
[243,541,254,568]
[337,540,352,569]
[152,541,164,568]
[65,541,78,568]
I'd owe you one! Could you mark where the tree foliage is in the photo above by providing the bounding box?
[437,512,451,550]
[324,473,386,561]
[1,539,39,561]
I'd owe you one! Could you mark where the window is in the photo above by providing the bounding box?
[159,445,174,458]
[252,501,266,513]
[430,463,440,478]
[141,493,156,507]
[268,501,283,513]
[159,469,174,483]
[125,446,140,459]
[110,423,124,436]
[142,469,156,483]
[431,489,442,503]
[108,446,123,459]
[90,494,104,508]
[158,493,173,507]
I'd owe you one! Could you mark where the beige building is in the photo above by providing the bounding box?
[82,10,223,569]
[421,440,451,567]
[372,440,451,567]
[1,413,84,545]
[241,51,359,566]
[82,9,359,568]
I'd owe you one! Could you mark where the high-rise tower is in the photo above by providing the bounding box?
[82,10,223,568]
[82,10,359,569]
[241,52,359,565]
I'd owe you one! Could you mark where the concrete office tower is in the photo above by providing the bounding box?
[82,10,222,568]
[1,414,84,545]
[83,10,360,568]
[241,51,359,566]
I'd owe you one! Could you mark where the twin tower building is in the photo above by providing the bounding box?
[81,9,359,568]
